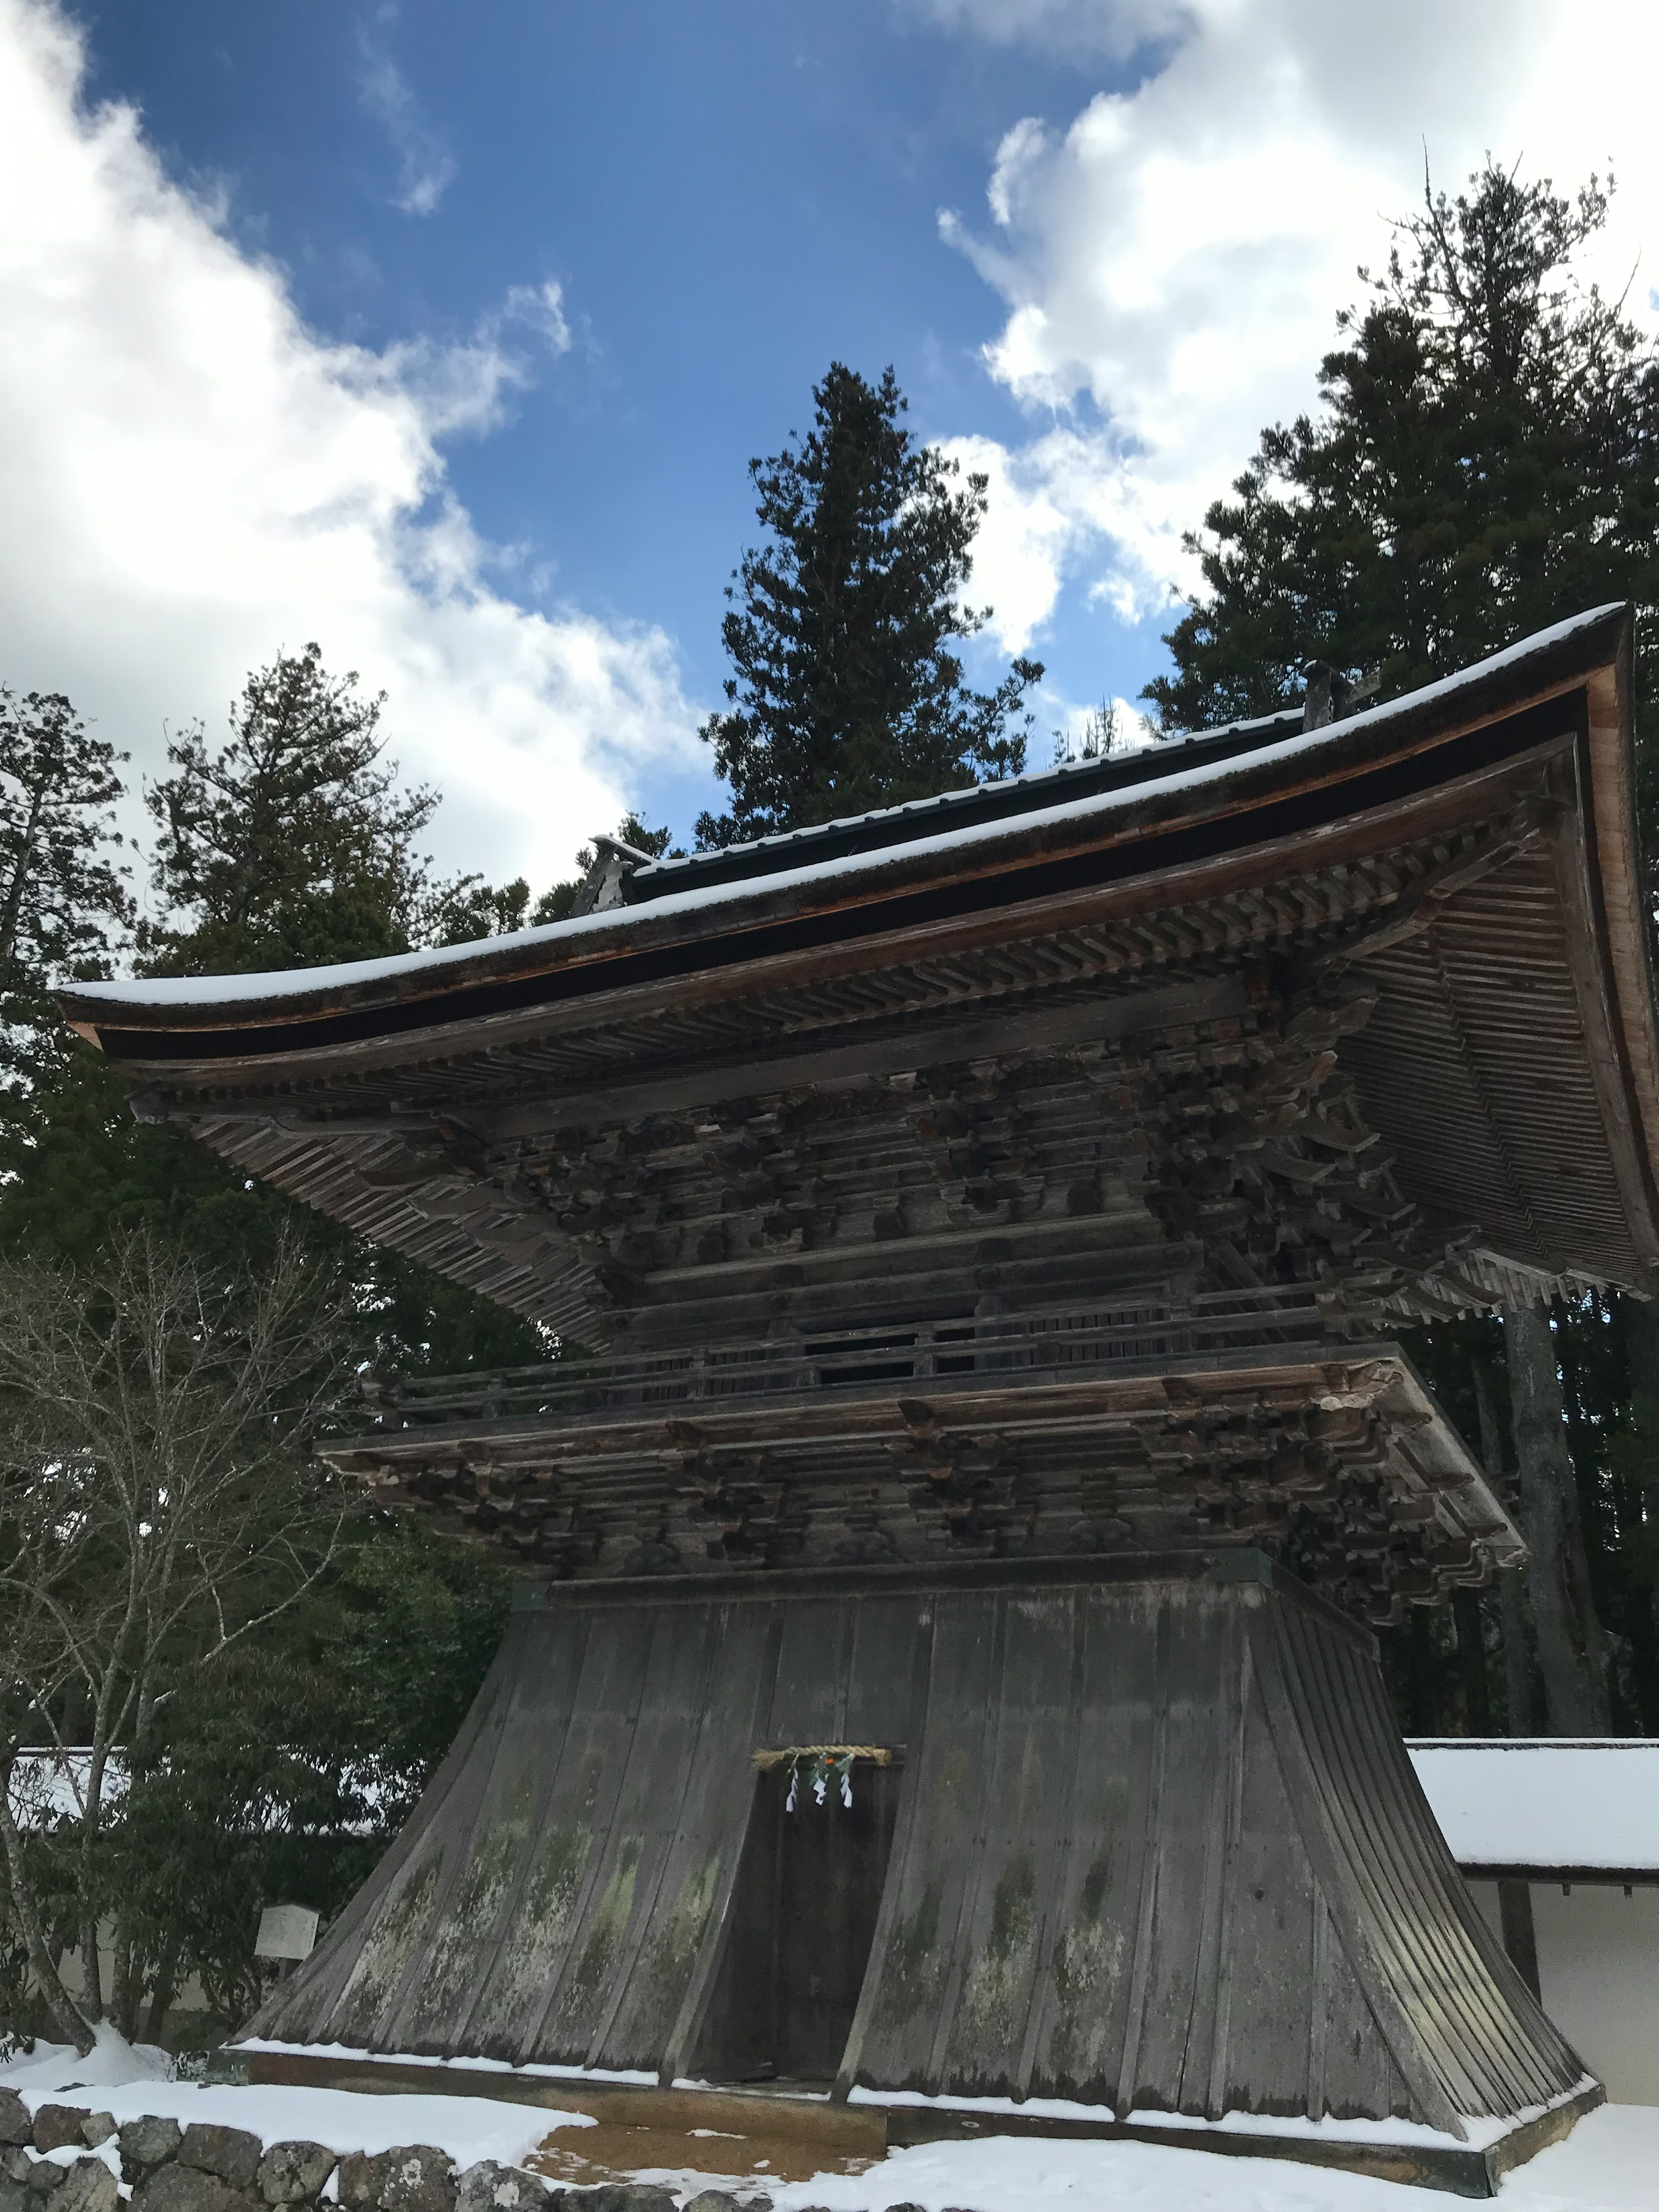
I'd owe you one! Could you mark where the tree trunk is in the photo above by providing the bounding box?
[1503,1304,1612,1733]
[1405,1605,1438,1731]
[0,1774,92,2053]
[109,1924,137,2043]
[1473,1354,1537,1733]
[1497,1567,1535,1732]
[143,1935,179,2047]
[76,1907,103,2021]
[1452,1589,1494,1732]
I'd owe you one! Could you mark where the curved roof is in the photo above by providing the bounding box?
[60,606,1628,1042]
[57,603,1659,1316]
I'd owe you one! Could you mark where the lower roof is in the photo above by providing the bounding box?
[1408,1739,1659,1876]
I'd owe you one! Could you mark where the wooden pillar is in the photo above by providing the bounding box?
[1497,1879,1541,2002]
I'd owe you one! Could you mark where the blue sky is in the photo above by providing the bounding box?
[3,1,1658,889]
[74,1,1163,842]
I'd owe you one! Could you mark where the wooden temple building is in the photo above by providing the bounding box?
[61,603,1659,2187]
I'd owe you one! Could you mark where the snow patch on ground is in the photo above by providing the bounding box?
[626,2105,1659,2212]
[6,2028,1656,2210]
[0,2023,171,2094]
[0,2046,593,2171]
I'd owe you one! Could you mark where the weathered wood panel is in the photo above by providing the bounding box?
[245,1565,1589,2133]
[264,1625,518,2050]
[591,1603,777,2070]
[448,1608,594,2056]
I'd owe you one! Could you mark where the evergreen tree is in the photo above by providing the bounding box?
[1145,162,1659,838]
[0,648,545,2044]
[0,689,132,1091]
[140,644,477,976]
[1144,159,1659,1735]
[697,364,1042,845]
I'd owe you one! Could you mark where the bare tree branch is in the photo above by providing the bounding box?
[0,1224,347,2040]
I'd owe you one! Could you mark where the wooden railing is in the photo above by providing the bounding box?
[343,1284,1370,1436]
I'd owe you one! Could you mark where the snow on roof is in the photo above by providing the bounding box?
[62,603,1626,1021]
[1408,1738,1659,1873]
[627,708,1303,889]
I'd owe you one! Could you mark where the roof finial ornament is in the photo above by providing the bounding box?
[1302,660,1340,731]
[570,833,657,918]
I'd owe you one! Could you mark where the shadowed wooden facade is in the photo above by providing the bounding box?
[61,605,1657,2169]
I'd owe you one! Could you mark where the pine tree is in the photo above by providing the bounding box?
[140,643,476,976]
[1145,163,1659,809]
[697,364,1042,845]
[3,646,545,1374]
[0,689,132,1087]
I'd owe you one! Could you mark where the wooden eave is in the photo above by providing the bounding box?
[318,1336,1524,1615]
[54,604,1659,1302]
[60,603,1639,1059]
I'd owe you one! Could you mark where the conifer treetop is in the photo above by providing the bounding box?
[697,363,1042,846]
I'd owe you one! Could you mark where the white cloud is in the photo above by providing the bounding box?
[1050,689,1156,760]
[0,0,700,890]
[358,4,456,219]
[934,0,1659,650]
[909,0,1189,64]
[386,280,572,438]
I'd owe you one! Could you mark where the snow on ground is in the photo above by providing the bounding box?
[624,2105,1659,2212]
[6,2028,1656,2209]
[0,2032,592,2170]
[0,2024,170,2093]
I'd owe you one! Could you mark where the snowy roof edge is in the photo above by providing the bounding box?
[60,602,1628,1023]
[1408,1738,1659,1874]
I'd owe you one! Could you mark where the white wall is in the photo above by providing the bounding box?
[1470,1878,1659,2104]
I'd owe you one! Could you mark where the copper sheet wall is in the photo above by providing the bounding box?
[245,1566,1585,2130]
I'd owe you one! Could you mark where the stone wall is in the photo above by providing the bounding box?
[0,2097,756,2212]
